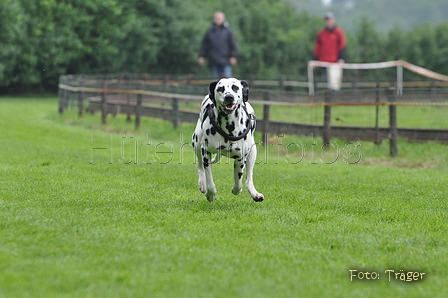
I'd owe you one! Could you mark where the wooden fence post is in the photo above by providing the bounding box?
[430,79,436,94]
[101,77,107,125]
[323,90,332,146]
[279,75,285,91]
[112,74,122,118]
[388,85,398,157]
[351,79,358,91]
[125,74,132,122]
[135,80,144,129]
[59,88,67,114]
[374,82,381,145]
[187,73,193,87]
[172,97,179,130]
[135,93,142,129]
[262,91,270,145]
[163,74,170,92]
[249,74,256,89]
[78,76,84,117]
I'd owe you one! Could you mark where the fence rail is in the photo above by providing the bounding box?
[58,74,448,156]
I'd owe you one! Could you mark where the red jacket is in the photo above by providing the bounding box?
[313,26,346,63]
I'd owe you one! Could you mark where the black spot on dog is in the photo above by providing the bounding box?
[206,128,210,135]
[232,155,239,159]
[238,172,243,179]
[226,121,235,134]
[203,157,209,167]
[205,138,208,146]
[240,118,243,125]
[240,164,244,169]
[201,148,205,155]
[218,145,226,150]
[210,127,216,135]
[235,147,241,151]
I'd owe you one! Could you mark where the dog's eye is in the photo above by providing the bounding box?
[232,85,239,92]
[217,86,225,93]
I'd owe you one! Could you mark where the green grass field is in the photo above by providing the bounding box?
[1,96,447,297]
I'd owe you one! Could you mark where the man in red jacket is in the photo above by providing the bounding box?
[314,12,346,64]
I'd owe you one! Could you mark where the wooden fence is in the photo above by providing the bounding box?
[58,74,448,156]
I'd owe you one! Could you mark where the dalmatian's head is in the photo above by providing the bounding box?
[209,78,249,114]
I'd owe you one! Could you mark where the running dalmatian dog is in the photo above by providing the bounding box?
[192,78,264,202]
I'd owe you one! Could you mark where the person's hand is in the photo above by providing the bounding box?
[229,57,237,66]
[198,57,205,66]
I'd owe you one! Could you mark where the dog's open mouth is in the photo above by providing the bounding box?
[222,103,238,113]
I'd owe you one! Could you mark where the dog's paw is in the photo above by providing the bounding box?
[232,186,242,195]
[252,193,264,202]
[206,191,215,202]
[198,180,207,194]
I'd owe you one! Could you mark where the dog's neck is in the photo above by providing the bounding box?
[207,103,252,142]
[218,105,244,130]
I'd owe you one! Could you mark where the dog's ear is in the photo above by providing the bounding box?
[208,81,219,102]
[240,80,249,102]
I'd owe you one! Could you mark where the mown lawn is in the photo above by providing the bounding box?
[0,96,447,297]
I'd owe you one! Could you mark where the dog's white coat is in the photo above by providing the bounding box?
[192,78,264,202]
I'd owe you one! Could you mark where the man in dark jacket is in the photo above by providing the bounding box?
[198,12,238,79]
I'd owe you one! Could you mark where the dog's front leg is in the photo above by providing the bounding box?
[193,129,206,193]
[245,144,264,202]
[232,158,244,195]
[202,148,216,202]
[195,150,207,194]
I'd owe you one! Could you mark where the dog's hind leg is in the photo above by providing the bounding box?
[245,144,264,202]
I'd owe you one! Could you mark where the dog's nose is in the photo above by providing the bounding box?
[224,94,234,103]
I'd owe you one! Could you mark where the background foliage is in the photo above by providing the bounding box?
[1,0,447,91]
[286,0,448,33]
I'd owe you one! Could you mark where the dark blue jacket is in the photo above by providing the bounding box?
[199,23,238,66]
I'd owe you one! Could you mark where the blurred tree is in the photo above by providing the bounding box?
[0,0,24,89]
[384,26,407,61]
[433,23,448,75]
[352,17,384,63]
[0,0,448,91]
[117,0,205,75]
